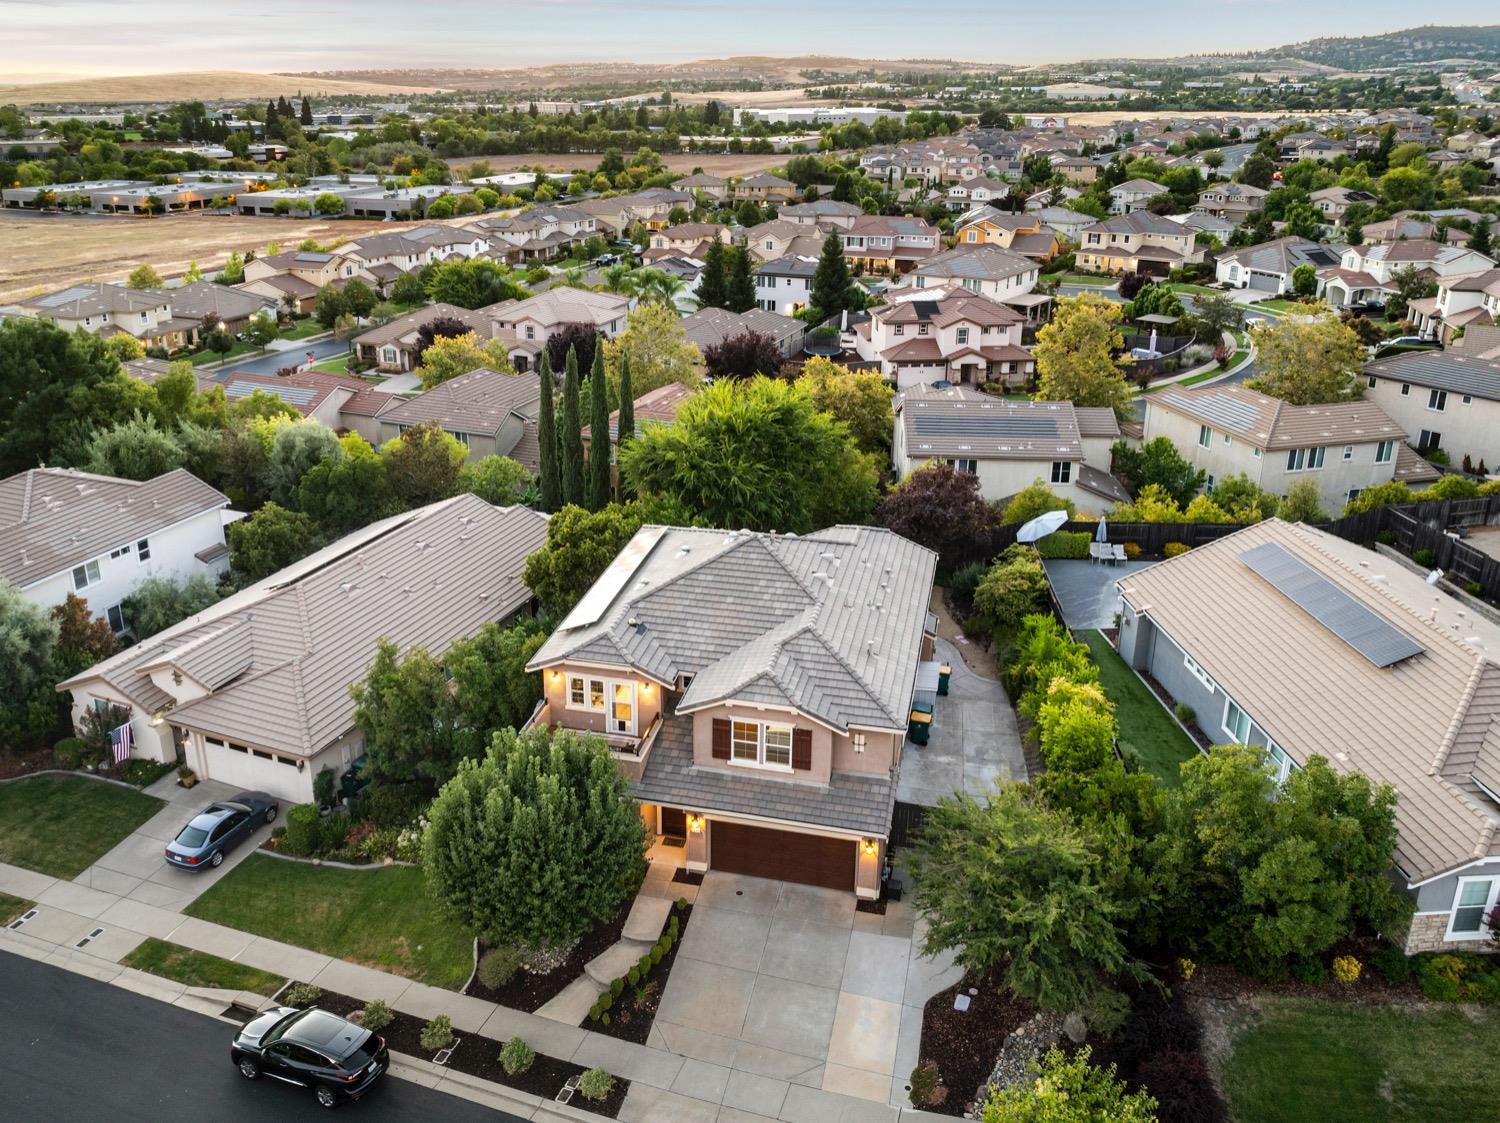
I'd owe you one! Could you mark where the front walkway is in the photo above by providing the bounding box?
[896,636,1026,806]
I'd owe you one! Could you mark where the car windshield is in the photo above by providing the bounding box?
[261,1010,303,1045]
[174,826,209,848]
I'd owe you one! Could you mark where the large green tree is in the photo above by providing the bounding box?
[1109,436,1206,508]
[907,784,1139,1010]
[227,502,319,582]
[536,352,561,513]
[809,234,852,318]
[121,575,222,640]
[422,726,648,953]
[1033,294,1132,418]
[85,412,187,480]
[794,358,894,456]
[522,500,655,615]
[424,257,529,309]
[294,434,395,536]
[266,419,343,504]
[586,339,612,510]
[726,245,756,314]
[618,376,879,534]
[380,419,466,508]
[697,240,728,309]
[1246,308,1365,405]
[0,581,61,747]
[558,345,585,506]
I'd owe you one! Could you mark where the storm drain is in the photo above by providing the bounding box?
[74,927,105,948]
[7,909,38,930]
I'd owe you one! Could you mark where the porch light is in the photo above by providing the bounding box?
[686,814,705,834]
[862,839,879,857]
[640,682,653,695]
[149,712,164,727]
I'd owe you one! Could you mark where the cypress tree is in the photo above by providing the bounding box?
[299,95,313,126]
[726,246,756,313]
[698,240,728,309]
[616,351,634,446]
[810,235,851,319]
[559,345,585,506]
[586,337,611,510]
[536,352,560,512]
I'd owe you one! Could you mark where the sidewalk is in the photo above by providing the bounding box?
[0,857,950,1122]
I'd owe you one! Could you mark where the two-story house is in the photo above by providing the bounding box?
[838,215,941,275]
[479,205,598,262]
[891,388,1128,515]
[2,467,234,632]
[674,172,730,202]
[753,255,818,316]
[17,282,193,352]
[743,218,828,263]
[1309,186,1379,224]
[525,522,938,897]
[1140,383,1438,511]
[1363,349,1500,469]
[851,286,1033,389]
[945,175,1014,211]
[1406,268,1500,344]
[953,208,1060,263]
[904,244,1040,305]
[373,366,541,468]
[352,303,496,372]
[647,223,734,259]
[734,173,799,206]
[1320,241,1497,308]
[1193,182,1267,222]
[778,200,863,230]
[1116,518,1500,954]
[59,495,547,801]
[487,288,633,371]
[1075,211,1203,276]
[1108,178,1168,214]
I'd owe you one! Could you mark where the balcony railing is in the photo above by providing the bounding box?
[522,703,664,779]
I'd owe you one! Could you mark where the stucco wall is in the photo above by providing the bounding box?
[689,702,834,787]
[1366,376,1500,470]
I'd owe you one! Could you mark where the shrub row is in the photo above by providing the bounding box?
[1034,531,1092,559]
[587,902,686,1025]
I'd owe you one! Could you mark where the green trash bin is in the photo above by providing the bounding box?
[908,709,931,746]
[937,664,952,696]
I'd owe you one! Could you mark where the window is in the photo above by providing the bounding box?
[1375,440,1394,464]
[1266,741,1298,784]
[450,431,471,448]
[1448,877,1500,940]
[1183,654,1216,691]
[956,327,969,345]
[136,538,150,562]
[893,324,904,336]
[1252,447,1262,459]
[72,560,101,590]
[611,681,635,733]
[1223,699,1252,744]
[1463,394,1472,405]
[568,677,585,707]
[1198,424,1211,448]
[1050,461,1072,484]
[763,724,792,768]
[966,230,978,242]
[589,679,605,710]
[729,719,794,770]
[945,458,977,473]
[106,604,126,633]
[1205,473,1216,490]
[918,324,929,336]
[731,720,759,763]
[1418,429,1441,451]
[565,675,607,712]
[1285,447,1325,471]
[1400,383,1410,396]
[1347,488,1363,502]
[1428,389,1447,412]
[1367,375,1377,389]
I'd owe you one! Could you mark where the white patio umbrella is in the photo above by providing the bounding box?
[1016,509,1069,543]
[1095,516,1109,544]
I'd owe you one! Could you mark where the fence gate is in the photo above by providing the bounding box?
[889,801,930,851]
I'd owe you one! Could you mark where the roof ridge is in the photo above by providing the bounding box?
[798,620,904,727]
[1431,655,1491,776]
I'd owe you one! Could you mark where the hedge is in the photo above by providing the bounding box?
[1034,531,1093,559]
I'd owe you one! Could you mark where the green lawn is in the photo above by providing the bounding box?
[185,855,473,989]
[1224,998,1500,1123]
[1078,630,1200,785]
[279,318,328,341]
[1045,273,1117,287]
[305,352,357,374]
[189,338,259,366]
[1248,298,1299,314]
[0,775,163,878]
[1164,283,1220,296]
[0,892,30,924]
[123,937,285,996]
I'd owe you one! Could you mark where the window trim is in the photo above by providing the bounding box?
[1050,460,1072,484]
[72,559,102,591]
[1183,654,1216,692]
[1223,698,1252,744]
[1198,424,1212,449]
[1445,875,1500,941]
[1375,439,1393,464]
[726,718,795,773]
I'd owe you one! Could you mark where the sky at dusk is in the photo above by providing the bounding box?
[2,2,1496,77]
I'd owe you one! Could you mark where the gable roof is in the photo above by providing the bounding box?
[1365,350,1500,404]
[351,303,492,348]
[1148,384,1406,449]
[1,468,228,587]
[1217,236,1344,275]
[528,525,937,734]
[1118,518,1500,884]
[60,495,548,756]
[911,243,1035,283]
[20,282,168,318]
[377,367,538,435]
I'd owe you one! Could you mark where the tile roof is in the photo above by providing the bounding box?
[911,244,1035,283]
[376,367,538,434]
[21,282,168,318]
[529,524,938,735]
[1,468,228,587]
[1148,384,1406,450]
[1073,406,1123,439]
[167,281,275,322]
[583,382,696,443]
[486,288,631,330]
[679,307,804,351]
[1117,518,1500,883]
[351,303,492,348]
[632,715,897,837]
[59,495,548,755]
[1365,350,1500,403]
[1217,236,1343,275]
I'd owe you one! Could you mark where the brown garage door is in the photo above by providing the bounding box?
[710,821,856,892]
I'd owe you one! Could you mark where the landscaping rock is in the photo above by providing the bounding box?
[982,1009,1066,1094]
[1062,1012,1087,1044]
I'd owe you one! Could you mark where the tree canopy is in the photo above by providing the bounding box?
[1245,306,1365,405]
[1033,294,1132,418]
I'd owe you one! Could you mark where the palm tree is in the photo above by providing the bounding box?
[632,268,685,308]
[598,262,639,297]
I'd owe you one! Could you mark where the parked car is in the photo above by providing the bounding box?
[232,1006,388,1110]
[164,790,278,870]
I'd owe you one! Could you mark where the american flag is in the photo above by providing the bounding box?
[110,721,134,765]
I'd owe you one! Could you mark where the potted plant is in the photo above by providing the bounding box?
[177,764,198,788]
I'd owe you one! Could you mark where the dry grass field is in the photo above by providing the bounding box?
[0,213,405,302]
[443,151,791,177]
[0,70,433,105]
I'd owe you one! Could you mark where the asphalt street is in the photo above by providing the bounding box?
[208,337,352,377]
[0,951,526,1122]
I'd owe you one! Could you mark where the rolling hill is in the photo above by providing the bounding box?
[0,70,436,105]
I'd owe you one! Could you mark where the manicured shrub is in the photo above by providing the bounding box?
[1413,548,1436,569]
[1369,945,1412,984]
[283,982,321,1007]
[626,965,641,986]
[358,999,393,1031]
[578,1067,615,1101]
[53,738,85,769]
[320,810,353,854]
[655,936,670,956]
[1332,955,1361,983]
[1123,542,1142,560]
[908,1060,941,1107]
[650,944,664,966]
[1173,704,1195,725]
[638,954,651,974]
[1163,541,1191,558]
[1034,530,1092,559]
[419,1015,455,1053]
[356,781,431,829]
[948,561,986,610]
[1375,530,1396,546]
[1416,952,1500,1002]
[313,767,337,809]
[609,977,624,997]
[477,946,522,990]
[283,803,322,856]
[1290,958,1329,985]
[500,1036,534,1076]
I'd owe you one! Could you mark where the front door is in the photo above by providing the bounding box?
[660,806,686,837]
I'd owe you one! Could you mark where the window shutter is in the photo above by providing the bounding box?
[792,728,813,771]
[712,719,731,760]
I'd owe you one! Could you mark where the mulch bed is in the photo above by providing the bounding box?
[0,748,66,781]
[583,901,692,1045]
[308,988,627,1118]
[911,972,1036,1116]
[1176,937,1424,1004]
[670,869,703,886]
[466,892,637,1013]
[1139,671,1213,750]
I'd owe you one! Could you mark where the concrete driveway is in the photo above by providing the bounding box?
[1044,558,1154,630]
[70,774,279,912]
[896,636,1026,806]
[651,872,961,1114]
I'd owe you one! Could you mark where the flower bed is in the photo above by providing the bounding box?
[466,891,637,1013]
[583,900,692,1045]
[304,988,628,1117]
[909,972,1036,1115]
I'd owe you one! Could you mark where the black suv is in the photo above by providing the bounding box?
[232,1006,388,1109]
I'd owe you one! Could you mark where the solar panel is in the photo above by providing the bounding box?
[912,301,941,319]
[1239,542,1424,668]
[225,380,317,407]
[911,414,1060,439]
